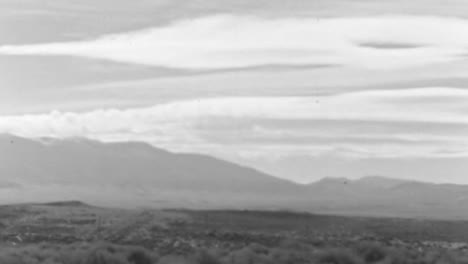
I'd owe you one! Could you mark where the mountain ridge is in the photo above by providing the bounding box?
[1,134,468,220]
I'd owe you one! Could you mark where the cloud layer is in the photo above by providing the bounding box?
[1,87,467,160]
[1,15,468,70]
[1,2,468,184]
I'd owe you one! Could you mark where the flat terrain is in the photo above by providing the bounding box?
[4,202,468,263]
[2,202,468,253]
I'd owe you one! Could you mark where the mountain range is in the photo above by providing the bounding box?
[1,134,468,220]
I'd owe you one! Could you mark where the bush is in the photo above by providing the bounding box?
[316,249,364,264]
[127,248,155,264]
[0,243,158,264]
[193,250,222,264]
[353,243,387,263]
[4,240,468,264]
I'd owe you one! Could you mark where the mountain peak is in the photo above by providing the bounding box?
[354,176,411,188]
[309,176,414,191]
[3,135,468,219]
[315,177,351,184]
[0,135,301,208]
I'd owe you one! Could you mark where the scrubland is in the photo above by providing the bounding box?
[2,203,468,264]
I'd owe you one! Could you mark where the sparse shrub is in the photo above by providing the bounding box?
[247,243,269,255]
[353,242,387,263]
[84,244,129,264]
[194,250,222,264]
[224,247,259,264]
[5,240,468,264]
[316,249,364,264]
[157,255,191,264]
[267,248,310,264]
[0,242,159,264]
[279,238,314,252]
[127,248,155,264]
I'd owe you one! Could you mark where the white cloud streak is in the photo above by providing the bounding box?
[0,87,467,158]
[1,15,468,70]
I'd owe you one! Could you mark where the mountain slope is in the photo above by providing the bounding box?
[0,134,305,208]
[305,177,468,220]
[2,134,468,220]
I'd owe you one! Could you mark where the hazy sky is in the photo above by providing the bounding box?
[0,0,467,183]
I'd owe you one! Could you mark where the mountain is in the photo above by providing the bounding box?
[307,176,409,198]
[1,134,468,220]
[305,177,468,220]
[0,134,304,209]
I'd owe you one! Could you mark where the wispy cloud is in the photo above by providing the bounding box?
[357,42,426,49]
[0,15,467,70]
[1,87,466,159]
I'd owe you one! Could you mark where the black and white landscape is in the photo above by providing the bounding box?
[2,134,468,221]
[1,1,468,263]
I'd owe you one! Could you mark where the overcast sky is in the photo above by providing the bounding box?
[0,0,467,184]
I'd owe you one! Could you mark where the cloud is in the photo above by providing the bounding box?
[0,15,468,70]
[358,42,426,49]
[0,87,467,159]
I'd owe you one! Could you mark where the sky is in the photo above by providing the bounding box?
[0,0,467,184]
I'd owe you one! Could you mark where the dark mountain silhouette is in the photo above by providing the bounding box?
[1,134,468,220]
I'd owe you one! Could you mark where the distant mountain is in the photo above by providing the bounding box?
[305,176,468,220]
[0,134,303,209]
[311,175,409,188]
[354,175,410,188]
[1,134,468,220]
[307,176,409,199]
